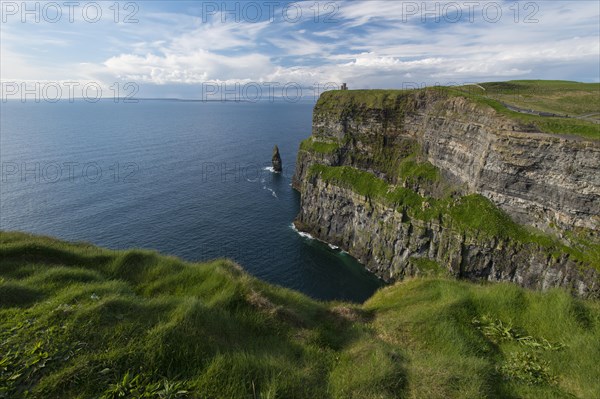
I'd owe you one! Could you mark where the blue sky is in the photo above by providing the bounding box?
[1,1,599,99]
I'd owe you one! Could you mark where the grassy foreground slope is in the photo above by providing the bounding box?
[1,232,599,399]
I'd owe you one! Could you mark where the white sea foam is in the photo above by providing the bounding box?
[263,166,276,173]
[291,223,349,252]
[263,186,278,198]
[298,231,313,239]
[290,223,314,240]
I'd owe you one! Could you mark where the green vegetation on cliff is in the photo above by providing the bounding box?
[299,137,340,154]
[1,232,600,398]
[308,164,600,268]
[309,164,424,210]
[397,155,440,185]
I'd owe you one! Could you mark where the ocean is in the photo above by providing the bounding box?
[0,100,382,302]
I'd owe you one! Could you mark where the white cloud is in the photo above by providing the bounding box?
[102,50,272,84]
[1,0,598,96]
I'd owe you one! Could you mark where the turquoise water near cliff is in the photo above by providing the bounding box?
[0,100,381,302]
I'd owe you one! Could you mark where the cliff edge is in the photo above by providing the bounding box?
[293,84,600,298]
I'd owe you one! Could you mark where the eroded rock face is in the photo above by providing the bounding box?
[409,96,600,232]
[272,145,283,172]
[293,89,600,297]
[295,178,599,298]
[296,91,600,232]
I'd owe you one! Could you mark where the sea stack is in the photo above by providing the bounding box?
[272,145,283,172]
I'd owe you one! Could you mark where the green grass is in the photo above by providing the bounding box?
[479,80,600,116]
[397,155,440,185]
[408,258,448,277]
[446,81,600,139]
[308,164,508,231]
[299,137,340,154]
[316,89,413,113]
[447,194,525,239]
[1,231,599,398]
[365,279,600,399]
[309,164,424,210]
[309,165,600,268]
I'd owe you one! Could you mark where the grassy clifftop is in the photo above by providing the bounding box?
[1,232,600,398]
[474,80,600,117]
[316,81,600,139]
[451,80,600,139]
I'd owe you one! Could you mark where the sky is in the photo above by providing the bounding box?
[1,0,599,100]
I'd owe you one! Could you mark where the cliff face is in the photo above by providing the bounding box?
[412,96,600,232]
[293,89,600,298]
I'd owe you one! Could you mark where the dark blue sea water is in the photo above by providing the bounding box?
[0,100,381,302]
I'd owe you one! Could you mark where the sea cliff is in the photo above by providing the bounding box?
[293,87,600,298]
